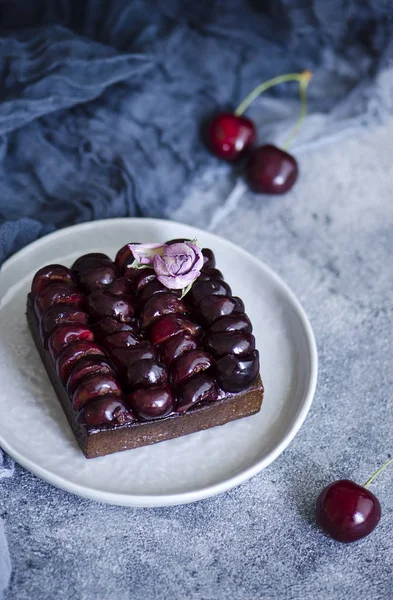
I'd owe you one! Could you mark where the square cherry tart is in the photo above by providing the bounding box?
[26,241,264,458]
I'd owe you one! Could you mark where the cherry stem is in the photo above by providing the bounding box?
[363,456,393,488]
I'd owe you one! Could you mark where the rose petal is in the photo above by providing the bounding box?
[157,270,200,290]
[129,243,166,265]
[185,242,204,271]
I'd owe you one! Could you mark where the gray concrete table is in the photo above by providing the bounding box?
[1,116,393,600]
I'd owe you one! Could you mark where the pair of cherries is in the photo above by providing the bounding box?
[205,71,312,194]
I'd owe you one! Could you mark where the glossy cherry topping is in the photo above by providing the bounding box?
[71,253,112,275]
[78,264,118,295]
[115,244,135,271]
[189,279,232,307]
[40,305,88,341]
[56,341,106,382]
[110,343,155,374]
[48,324,94,360]
[86,291,135,323]
[202,248,216,269]
[72,373,122,410]
[126,385,175,420]
[125,359,168,390]
[197,295,242,326]
[102,330,142,351]
[76,396,134,427]
[92,317,138,340]
[66,356,117,395]
[176,374,219,413]
[171,350,213,385]
[35,284,84,316]
[158,332,199,366]
[208,314,252,335]
[141,293,189,329]
[31,265,75,297]
[204,331,255,359]
[215,350,260,393]
[149,315,202,346]
[107,277,134,296]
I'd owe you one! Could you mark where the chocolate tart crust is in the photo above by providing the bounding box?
[27,295,264,459]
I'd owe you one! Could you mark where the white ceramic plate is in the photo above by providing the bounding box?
[0,218,317,507]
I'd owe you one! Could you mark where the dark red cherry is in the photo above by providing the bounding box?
[48,324,94,360]
[86,291,135,322]
[189,279,232,307]
[204,331,255,359]
[176,374,219,413]
[56,341,106,382]
[138,280,169,305]
[76,396,134,427]
[208,314,252,335]
[102,330,142,351]
[171,350,213,385]
[207,113,256,161]
[133,270,157,293]
[316,480,381,543]
[107,277,134,297]
[215,350,260,393]
[72,373,122,410]
[92,317,138,340]
[110,342,155,374]
[123,265,142,282]
[126,385,175,420]
[31,265,75,297]
[115,244,135,271]
[246,144,298,194]
[197,268,223,282]
[149,315,202,346]
[201,248,216,269]
[141,293,189,329]
[66,356,117,396]
[35,284,84,316]
[158,332,199,366]
[71,253,111,275]
[197,295,242,326]
[125,359,168,390]
[40,305,88,341]
[78,264,118,295]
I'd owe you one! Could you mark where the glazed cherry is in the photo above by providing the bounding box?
[66,356,117,395]
[125,359,168,390]
[207,113,256,161]
[204,331,255,359]
[107,277,134,297]
[76,396,134,427]
[149,315,201,346]
[126,385,175,420]
[140,293,189,329]
[208,314,252,335]
[86,291,135,323]
[316,480,381,543]
[92,317,138,340]
[31,265,75,297]
[71,253,111,275]
[215,350,260,392]
[40,305,88,341]
[158,332,199,366]
[56,341,106,382]
[102,330,142,350]
[197,268,223,282]
[72,373,122,410]
[246,145,298,194]
[133,270,157,293]
[34,284,84,316]
[176,374,219,413]
[197,295,242,326]
[189,279,232,307]
[171,350,213,385]
[138,280,169,305]
[48,324,94,360]
[201,248,216,269]
[110,342,155,374]
[78,264,118,295]
[115,244,135,271]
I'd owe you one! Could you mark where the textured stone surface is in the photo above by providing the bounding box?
[1,116,393,599]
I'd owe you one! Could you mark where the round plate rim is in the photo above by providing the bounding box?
[0,218,318,507]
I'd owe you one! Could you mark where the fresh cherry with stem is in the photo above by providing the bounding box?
[315,455,393,543]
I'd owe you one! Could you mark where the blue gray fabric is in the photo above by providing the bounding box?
[0,2,393,598]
